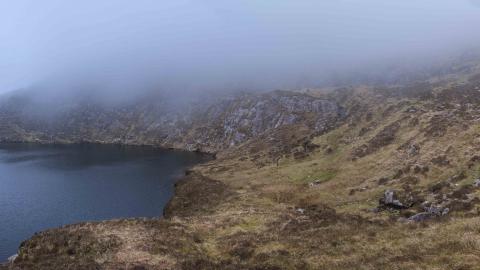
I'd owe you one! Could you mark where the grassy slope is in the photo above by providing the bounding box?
[178,84,480,269]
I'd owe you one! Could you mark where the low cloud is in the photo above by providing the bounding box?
[0,0,479,96]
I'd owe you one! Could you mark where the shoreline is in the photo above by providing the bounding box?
[0,141,216,266]
[0,139,217,155]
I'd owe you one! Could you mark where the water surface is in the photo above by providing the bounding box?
[0,143,208,261]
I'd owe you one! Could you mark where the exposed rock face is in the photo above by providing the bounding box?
[0,90,344,153]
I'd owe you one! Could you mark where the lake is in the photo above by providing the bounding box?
[0,143,209,261]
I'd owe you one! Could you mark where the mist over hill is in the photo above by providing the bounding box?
[1,0,480,97]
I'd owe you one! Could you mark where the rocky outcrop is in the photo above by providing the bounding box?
[0,90,344,153]
[378,190,410,210]
[408,205,449,222]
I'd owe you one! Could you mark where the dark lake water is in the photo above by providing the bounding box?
[0,143,209,261]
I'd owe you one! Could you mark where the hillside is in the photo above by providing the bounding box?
[0,90,343,154]
[4,60,480,269]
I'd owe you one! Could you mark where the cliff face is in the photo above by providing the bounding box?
[0,90,345,153]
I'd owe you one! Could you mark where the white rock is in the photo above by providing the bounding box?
[8,254,18,263]
[473,179,480,187]
[308,180,322,187]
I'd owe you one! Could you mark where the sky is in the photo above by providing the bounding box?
[1,0,480,94]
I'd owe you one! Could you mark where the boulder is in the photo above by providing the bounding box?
[408,205,449,222]
[308,180,322,187]
[474,179,480,188]
[296,208,305,214]
[407,144,420,156]
[379,190,408,209]
[408,212,434,222]
[424,205,444,216]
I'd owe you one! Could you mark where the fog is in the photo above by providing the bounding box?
[1,0,480,97]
